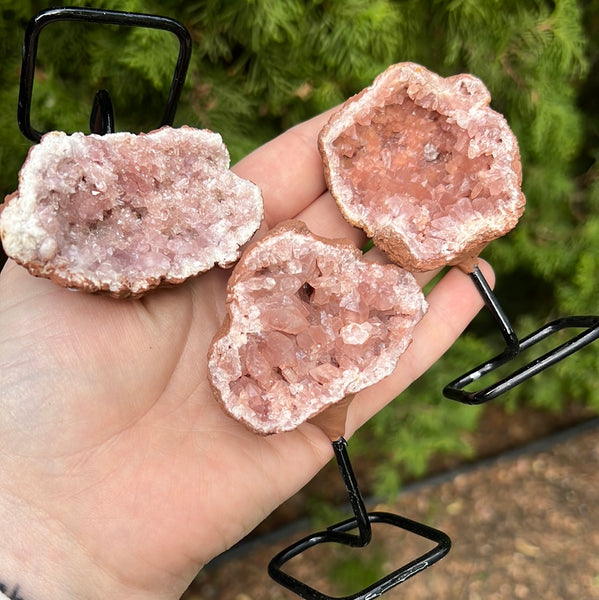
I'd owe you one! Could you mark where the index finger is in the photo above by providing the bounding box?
[232,110,335,228]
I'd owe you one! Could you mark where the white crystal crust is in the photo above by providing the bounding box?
[0,126,264,296]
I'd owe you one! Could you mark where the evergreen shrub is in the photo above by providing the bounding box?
[1,0,597,496]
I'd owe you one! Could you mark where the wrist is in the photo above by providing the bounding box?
[0,491,84,600]
[0,485,192,600]
[0,490,125,600]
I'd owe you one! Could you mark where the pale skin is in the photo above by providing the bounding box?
[0,110,492,600]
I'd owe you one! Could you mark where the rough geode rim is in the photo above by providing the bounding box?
[318,61,526,272]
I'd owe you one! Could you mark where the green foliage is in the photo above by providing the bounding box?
[1,0,598,496]
[325,545,387,597]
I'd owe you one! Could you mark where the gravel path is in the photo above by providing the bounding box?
[187,420,599,600]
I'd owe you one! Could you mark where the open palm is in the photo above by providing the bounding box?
[0,112,490,600]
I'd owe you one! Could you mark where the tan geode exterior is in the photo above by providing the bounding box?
[318,62,526,272]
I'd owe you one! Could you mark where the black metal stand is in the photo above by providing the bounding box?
[90,89,115,135]
[268,437,451,600]
[17,6,192,142]
[444,265,599,404]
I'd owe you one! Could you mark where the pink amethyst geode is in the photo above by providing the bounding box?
[208,220,427,435]
[0,126,263,297]
[318,62,526,271]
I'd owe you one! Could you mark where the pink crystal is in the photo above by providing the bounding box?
[0,126,263,297]
[208,220,427,435]
[258,296,311,334]
[262,331,298,367]
[319,62,526,271]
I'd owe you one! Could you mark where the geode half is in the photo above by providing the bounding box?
[208,220,427,435]
[0,126,263,297]
[318,62,526,271]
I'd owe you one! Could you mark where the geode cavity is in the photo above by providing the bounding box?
[208,220,427,435]
[0,126,263,297]
[318,62,526,271]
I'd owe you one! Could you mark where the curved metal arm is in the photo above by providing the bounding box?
[90,89,115,135]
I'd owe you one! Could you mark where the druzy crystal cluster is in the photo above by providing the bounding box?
[0,126,263,296]
[209,221,426,434]
[319,62,526,271]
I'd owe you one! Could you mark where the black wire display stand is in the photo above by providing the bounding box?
[11,8,599,600]
[443,264,599,404]
[268,437,451,600]
[17,6,192,142]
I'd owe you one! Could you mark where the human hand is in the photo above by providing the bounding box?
[0,111,491,600]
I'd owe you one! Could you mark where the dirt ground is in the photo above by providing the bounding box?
[184,411,599,600]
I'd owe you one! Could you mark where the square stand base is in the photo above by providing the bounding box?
[268,510,451,600]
